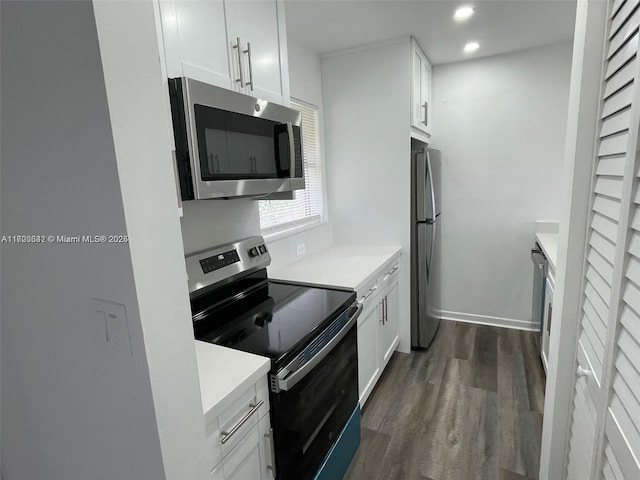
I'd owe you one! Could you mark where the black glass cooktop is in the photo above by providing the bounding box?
[192,270,355,368]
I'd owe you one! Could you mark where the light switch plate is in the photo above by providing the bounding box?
[296,243,306,257]
[92,298,132,356]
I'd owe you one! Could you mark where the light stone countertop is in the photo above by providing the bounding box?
[268,244,402,294]
[536,233,559,271]
[194,340,270,423]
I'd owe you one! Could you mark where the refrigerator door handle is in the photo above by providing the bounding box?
[424,232,431,279]
[425,150,437,222]
[429,220,436,279]
[415,150,427,221]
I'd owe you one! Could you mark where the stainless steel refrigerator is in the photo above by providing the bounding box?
[411,147,442,349]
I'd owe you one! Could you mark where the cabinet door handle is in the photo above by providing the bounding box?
[233,37,245,88]
[547,303,552,335]
[220,400,263,444]
[264,428,277,477]
[423,101,428,126]
[244,42,254,91]
[384,297,388,324]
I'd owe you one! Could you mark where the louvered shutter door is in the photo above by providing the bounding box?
[567,1,640,479]
[598,1,640,478]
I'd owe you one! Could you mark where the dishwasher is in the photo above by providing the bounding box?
[531,243,548,368]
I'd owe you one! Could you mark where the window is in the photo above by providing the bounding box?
[258,99,324,236]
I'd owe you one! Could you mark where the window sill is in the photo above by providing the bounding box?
[263,219,327,243]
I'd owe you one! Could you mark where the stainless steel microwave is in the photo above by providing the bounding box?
[168,77,304,200]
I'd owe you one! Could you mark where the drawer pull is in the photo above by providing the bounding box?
[220,400,264,444]
[361,285,377,303]
[383,266,399,282]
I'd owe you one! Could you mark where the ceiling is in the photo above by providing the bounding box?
[284,0,577,65]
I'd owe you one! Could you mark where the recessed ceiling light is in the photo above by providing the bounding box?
[464,42,480,53]
[454,5,475,22]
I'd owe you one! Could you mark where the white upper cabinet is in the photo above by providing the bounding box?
[159,1,231,88]
[411,38,432,137]
[224,1,289,104]
[158,0,290,105]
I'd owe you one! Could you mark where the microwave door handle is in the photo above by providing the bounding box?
[286,122,295,170]
[274,123,293,177]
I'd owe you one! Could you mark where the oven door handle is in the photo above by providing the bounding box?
[276,303,363,392]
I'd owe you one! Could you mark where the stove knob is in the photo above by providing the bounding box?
[248,247,259,257]
[259,244,267,254]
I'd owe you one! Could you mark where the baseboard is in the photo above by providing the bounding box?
[436,309,539,332]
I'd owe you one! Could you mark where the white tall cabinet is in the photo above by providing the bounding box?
[560,1,640,479]
[157,0,290,105]
[322,37,432,354]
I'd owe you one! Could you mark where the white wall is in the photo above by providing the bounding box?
[431,41,573,329]
[181,200,261,255]
[1,2,167,478]
[93,2,209,479]
[268,40,333,269]
[322,39,412,352]
[180,40,333,269]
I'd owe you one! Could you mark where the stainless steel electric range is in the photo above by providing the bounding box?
[186,236,362,480]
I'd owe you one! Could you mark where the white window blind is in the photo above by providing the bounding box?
[258,99,324,235]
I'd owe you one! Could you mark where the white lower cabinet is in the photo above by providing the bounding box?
[222,426,262,480]
[258,414,275,480]
[378,280,399,366]
[357,259,400,406]
[211,463,224,480]
[206,377,274,480]
[357,301,380,404]
[541,275,554,371]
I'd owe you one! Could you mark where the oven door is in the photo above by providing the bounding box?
[172,77,304,199]
[270,312,360,480]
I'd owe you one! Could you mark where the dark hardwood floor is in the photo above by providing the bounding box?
[345,321,546,480]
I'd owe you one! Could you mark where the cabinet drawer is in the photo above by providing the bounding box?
[205,418,223,471]
[377,260,400,293]
[222,425,262,480]
[210,462,224,480]
[218,385,262,457]
[357,277,379,307]
[206,377,271,471]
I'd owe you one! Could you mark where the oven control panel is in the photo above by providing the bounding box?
[248,243,268,258]
[185,236,271,295]
[199,249,241,274]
